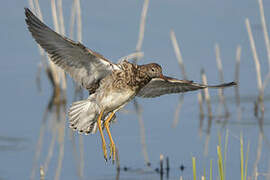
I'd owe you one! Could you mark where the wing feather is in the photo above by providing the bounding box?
[137,76,236,98]
[25,8,120,89]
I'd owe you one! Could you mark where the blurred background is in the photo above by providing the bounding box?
[0,0,270,179]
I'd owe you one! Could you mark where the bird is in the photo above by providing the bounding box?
[25,8,236,162]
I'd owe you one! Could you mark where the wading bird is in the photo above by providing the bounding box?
[25,8,236,162]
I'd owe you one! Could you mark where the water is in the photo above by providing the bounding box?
[0,0,270,179]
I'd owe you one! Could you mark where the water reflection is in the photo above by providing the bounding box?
[31,65,67,180]
[23,0,270,180]
[0,136,28,151]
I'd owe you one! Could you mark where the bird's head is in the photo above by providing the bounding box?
[142,63,165,79]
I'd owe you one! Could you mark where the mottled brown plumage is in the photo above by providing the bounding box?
[25,8,236,162]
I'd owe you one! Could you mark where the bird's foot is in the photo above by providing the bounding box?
[102,141,108,162]
[109,142,116,163]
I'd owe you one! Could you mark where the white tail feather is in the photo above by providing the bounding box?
[68,97,100,134]
[68,97,117,135]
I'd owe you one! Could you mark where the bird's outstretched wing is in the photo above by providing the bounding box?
[137,76,236,98]
[25,8,120,90]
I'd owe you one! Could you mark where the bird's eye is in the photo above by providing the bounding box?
[151,68,155,72]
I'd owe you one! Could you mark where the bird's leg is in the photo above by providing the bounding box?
[97,109,108,161]
[104,112,116,163]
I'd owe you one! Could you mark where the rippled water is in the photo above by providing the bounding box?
[1,0,270,179]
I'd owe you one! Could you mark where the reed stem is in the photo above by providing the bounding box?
[201,69,212,118]
[245,19,263,97]
[215,44,229,117]
[136,0,149,53]
[170,30,187,79]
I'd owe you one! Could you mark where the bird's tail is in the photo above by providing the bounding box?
[68,95,100,134]
[68,96,116,135]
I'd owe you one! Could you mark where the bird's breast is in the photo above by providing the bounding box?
[98,88,136,112]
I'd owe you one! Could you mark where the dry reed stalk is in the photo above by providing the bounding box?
[115,147,120,171]
[198,92,204,118]
[69,0,84,101]
[172,94,184,128]
[28,0,35,11]
[57,0,65,35]
[68,1,84,177]
[36,62,43,93]
[75,1,84,176]
[170,30,187,127]
[245,19,263,96]
[170,30,187,79]
[263,72,270,90]
[51,0,67,89]
[35,0,68,178]
[30,112,47,180]
[258,0,270,90]
[51,0,60,33]
[203,134,210,156]
[246,18,264,115]
[30,1,44,55]
[69,0,76,39]
[253,133,263,180]
[43,119,57,174]
[29,1,69,179]
[55,107,66,180]
[32,0,60,87]
[234,46,242,121]
[134,99,150,166]
[235,45,242,105]
[136,0,149,54]
[139,126,149,166]
[198,92,204,137]
[215,44,229,117]
[76,0,82,42]
[56,0,67,90]
[54,138,64,180]
[201,70,212,156]
[30,89,58,180]
[201,69,212,118]
[34,0,43,20]
[132,0,150,166]
[32,0,47,68]
[30,0,45,85]
[258,0,270,71]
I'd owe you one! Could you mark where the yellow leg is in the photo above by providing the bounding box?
[104,112,116,163]
[97,109,107,161]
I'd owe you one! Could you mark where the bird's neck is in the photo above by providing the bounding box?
[135,65,152,89]
[120,61,151,91]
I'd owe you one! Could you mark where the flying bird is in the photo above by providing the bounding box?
[25,8,236,162]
